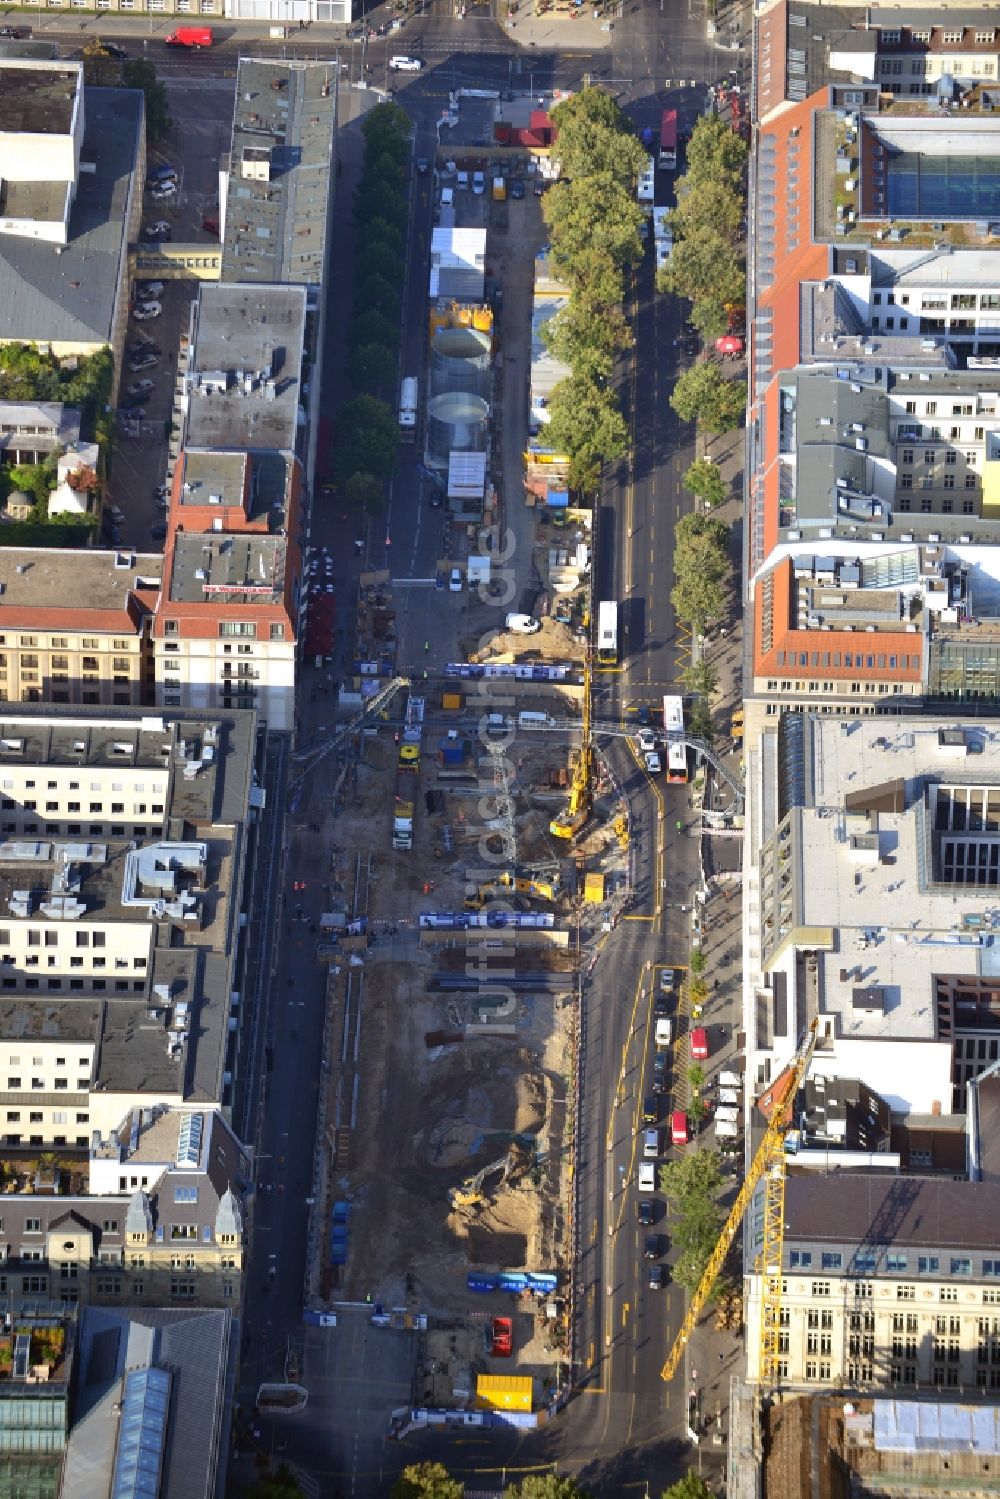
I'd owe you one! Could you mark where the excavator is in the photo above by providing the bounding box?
[447,1141,532,1210]
[464,869,561,910]
[549,648,592,840]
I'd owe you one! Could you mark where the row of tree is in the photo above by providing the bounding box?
[670,511,731,637]
[82,43,171,141]
[538,90,648,493]
[331,103,415,515]
[386,1463,717,1499]
[659,1145,726,1297]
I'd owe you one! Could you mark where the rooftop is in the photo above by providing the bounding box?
[0,548,161,627]
[183,283,307,453]
[175,448,294,531]
[0,87,142,346]
[783,1172,1000,1252]
[0,63,78,136]
[168,531,288,606]
[222,57,337,289]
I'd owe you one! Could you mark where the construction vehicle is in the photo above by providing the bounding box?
[549,646,593,840]
[660,1020,818,1384]
[464,869,560,910]
[392,695,425,851]
[447,1142,531,1210]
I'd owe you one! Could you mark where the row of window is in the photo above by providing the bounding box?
[790,1252,993,1276]
[5,1111,89,1123]
[772,652,919,671]
[1,823,162,838]
[0,691,133,706]
[0,980,145,997]
[879,58,997,76]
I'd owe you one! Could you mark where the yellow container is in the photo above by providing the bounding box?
[442,692,463,711]
[475,1373,532,1412]
[584,873,605,904]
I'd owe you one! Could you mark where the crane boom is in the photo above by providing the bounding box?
[659,1020,818,1383]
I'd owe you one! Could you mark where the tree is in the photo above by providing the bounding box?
[561,246,625,308]
[662,1473,716,1499]
[661,1145,723,1207]
[672,177,744,246]
[506,1477,593,1499]
[355,182,407,230]
[333,395,398,483]
[391,1463,464,1499]
[368,150,408,192]
[670,362,745,435]
[688,1094,708,1128]
[355,273,402,322]
[542,299,631,382]
[685,115,749,189]
[82,38,121,87]
[122,59,171,142]
[349,342,398,400]
[544,376,628,487]
[359,241,405,287]
[682,457,727,510]
[689,947,707,978]
[363,215,406,260]
[681,659,719,698]
[687,1063,706,1094]
[659,1147,725,1293]
[362,101,412,157]
[671,511,731,632]
[349,308,400,355]
[687,698,716,747]
[342,471,385,515]
[688,295,729,344]
[248,1467,305,1499]
[550,87,647,185]
[659,228,744,309]
[545,175,644,271]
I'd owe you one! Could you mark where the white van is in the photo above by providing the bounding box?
[718,1088,740,1106]
[718,1070,742,1090]
[638,1161,656,1192]
[505,613,541,634]
[457,169,469,190]
[517,711,553,730]
[655,1018,673,1049]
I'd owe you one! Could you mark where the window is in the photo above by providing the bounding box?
[951,1258,972,1276]
[886,1253,908,1272]
[897,1284,915,1300]
[219,622,256,638]
[170,1279,196,1299]
[919,1256,940,1275]
[24,1219,40,1234]
[941,1286,959,1302]
[852,1252,877,1274]
[821,1252,842,1271]
[790,1250,812,1268]
[174,1186,198,1204]
[811,1281,831,1297]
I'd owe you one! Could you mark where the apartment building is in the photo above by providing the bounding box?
[0,549,161,709]
[0,61,143,362]
[0,705,257,1149]
[743,710,1000,1108]
[745,1172,1000,1391]
[0,403,80,466]
[153,285,306,733]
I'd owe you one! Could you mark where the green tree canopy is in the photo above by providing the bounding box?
[349,341,399,400]
[545,175,644,271]
[363,101,412,156]
[544,376,628,485]
[122,59,171,142]
[672,177,744,246]
[506,1476,593,1498]
[356,273,403,322]
[561,246,625,308]
[358,241,405,287]
[248,1467,305,1499]
[658,228,744,310]
[349,308,401,354]
[542,299,631,382]
[682,457,728,509]
[550,87,647,185]
[670,362,745,435]
[687,296,729,344]
[689,947,707,977]
[681,659,719,698]
[363,215,406,260]
[333,395,398,483]
[662,1473,716,1499]
[687,698,716,747]
[342,470,385,515]
[659,1147,725,1292]
[684,115,749,190]
[671,511,731,631]
[354,181,408,230]
[391,1462,464,1499]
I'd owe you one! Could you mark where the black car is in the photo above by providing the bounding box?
[429,488,444,508]
[0,25,29,38]
[642,1094,659,1123]
[644,1234,662,1260]
[102,40,128,57]
[637,1199,654,1226]
[119,393,146,410]
[151,522,168,541]
[652,1054,668,1093]
[648,1265,665,1290]
[510,179,525,200]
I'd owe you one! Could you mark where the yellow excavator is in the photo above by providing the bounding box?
[447,1142,532,1210]
[550,648,592,840]
[464,870,561,910]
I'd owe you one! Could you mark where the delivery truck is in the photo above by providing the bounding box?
[398,375,417,438]
[165,26,213,46]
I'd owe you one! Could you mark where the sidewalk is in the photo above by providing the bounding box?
[497,2,615,52]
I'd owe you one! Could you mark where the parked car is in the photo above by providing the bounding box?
[128,352,160,373]
[644,1234,662,1260]
[643,750,662,775]
[149,182,177,201]
[449,567,463,592]
[652,1053,667,1094]
[127,379,155,396]
[119,393,146,411]
[151,522,168,541]
[472,170,485,195]
[660,968,676,994]
[148,163,177,182]
[132,302,162,321]
[642,1128,661,1159]
[510,179,525,199]
[143,222,171,240]
[637,729,658,754]
[0,25,30,37]
[533,181,546,196]
[416,158,430,174]
[134,281,164,300]
[202,217,220,236]
[638,1162,656,1192]
[505,613,541,634]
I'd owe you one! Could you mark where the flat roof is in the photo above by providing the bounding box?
[184,283,307,453]
[178,450,248,510]
[784,1173,1000,1252]
[0,87,142,347]
[169,532,288,606]
[222,57,336,288]
[0,62,78,135]
[0,548,161,622]
[177,448,293,529]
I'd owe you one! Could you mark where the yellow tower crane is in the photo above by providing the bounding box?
[660,1019,819,1384]
[549,647,593,840]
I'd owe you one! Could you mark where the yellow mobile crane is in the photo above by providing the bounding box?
[660,1019,818,1384]
[549,649,593,840]
[464,870,561,911]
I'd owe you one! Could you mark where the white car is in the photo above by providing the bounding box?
[643,750,662,775]
[638,1162,656,1192]
[127,379,155,396]
[505,613,541,634]
[389,54,422,70]
[449,567,463,593]
[637,729,658,754]
[149,181,177,200]
[132,302,161,321]
[472,170,485,195]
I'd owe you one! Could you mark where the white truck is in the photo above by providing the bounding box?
[718,1070,742,1090]
[715,1106,740,1124]
[715,1119,739,1138]
[398,375,418,438]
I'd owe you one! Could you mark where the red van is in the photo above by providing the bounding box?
[690,1026,709,1061]
[671,1110,688,1147]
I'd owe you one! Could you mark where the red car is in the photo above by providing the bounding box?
[202,217,220,237]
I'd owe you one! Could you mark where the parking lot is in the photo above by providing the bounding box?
[108,76,234,553]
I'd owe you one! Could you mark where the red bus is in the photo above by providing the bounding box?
[659,109,677,170]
